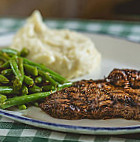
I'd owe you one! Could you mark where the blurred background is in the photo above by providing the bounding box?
[0,0,140,21]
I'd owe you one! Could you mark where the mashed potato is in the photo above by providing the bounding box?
[11,11,101,79]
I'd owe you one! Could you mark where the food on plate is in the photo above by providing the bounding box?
[107,68,140,88]
[11,10,101,79]
[40,69,140,120]
[0,48,71,109]
[1,49,139,121]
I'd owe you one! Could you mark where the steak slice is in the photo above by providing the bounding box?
[40,79,140,120]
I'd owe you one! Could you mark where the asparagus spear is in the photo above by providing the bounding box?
[1,69,13,76]
[29,85,42,93]
[0,61,10,69]
[20,48,29,57]
[24,64,38,76]
[0,75,9,84]
[0,56,7,62]
[38,70,58,86]
[18,57,24,80]
[21,85,28,95]
[35,76,42,84]
[58,82,73,89]
[9,57,23,88]
[13,78,22,91]
[42,85,55,91]
[18,104,27,110]
[0,94,7,103]
[1,48,19,56]
[0,52,10,60]
[23,75,34,86]
[0,86,14,94]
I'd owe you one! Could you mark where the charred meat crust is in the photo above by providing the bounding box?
[106,68,140,88]
[40,69,140,120]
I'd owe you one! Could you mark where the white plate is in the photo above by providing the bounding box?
[0,32,140,135]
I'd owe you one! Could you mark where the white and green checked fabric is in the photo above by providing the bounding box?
[0,18,140,142]
[0,18,140,42]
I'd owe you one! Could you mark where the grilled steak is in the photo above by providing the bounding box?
[106,68,140,88]
[40,69,140,120]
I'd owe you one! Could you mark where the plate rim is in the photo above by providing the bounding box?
[1,109,140,130]
[1,109,140,135]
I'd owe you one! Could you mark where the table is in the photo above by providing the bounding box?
[0,18,140,142]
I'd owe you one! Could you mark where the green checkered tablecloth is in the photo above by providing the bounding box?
[0,18,140,142]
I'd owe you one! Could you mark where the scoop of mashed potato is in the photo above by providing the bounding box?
[11,11,101,79]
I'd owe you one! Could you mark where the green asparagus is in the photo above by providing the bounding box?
[0,52,10,60]
[0,94,7,103]
[24,64,38,76]
[35,76,42,84]
[20,48,29,57]
[29,85,42,93]
[21,85,28,95]
[1,48,19,56]
[38,70,58,86]
[0,61,10,68]
[23,75,34,86]
[1,69,13,76]
[18,104,27,110]
[9,57,23,88]
[42,85,55,91]
[0,86,14,94]
[18,57,24,80]
[0,75,9,84]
